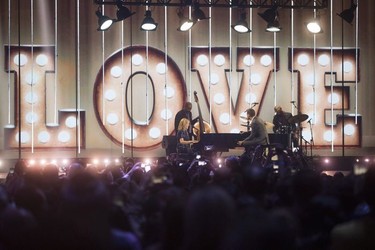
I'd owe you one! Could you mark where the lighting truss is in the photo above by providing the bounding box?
[94,0,328,9]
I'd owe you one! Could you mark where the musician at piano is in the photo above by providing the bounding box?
[272,105,294,133]
[176,118,198,153]
[174,102,193,136]
[237,108,269,147]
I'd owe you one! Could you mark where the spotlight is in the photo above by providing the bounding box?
[258,5,278,24]
[266,16,281,32]
[192,3,209,22]
[306,17,323,34]
[96,8,114,31]
[232,11,251,33]
[337,3,357,24]
[114,0,135,22]
[258,5,281,32]
[140,10,158,31]
[177,8,195,31]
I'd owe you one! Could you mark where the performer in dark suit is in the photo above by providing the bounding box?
[237,108,269,147]
[174,102,193,135]
[272,105,293,133]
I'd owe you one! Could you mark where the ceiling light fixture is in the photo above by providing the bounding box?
[306,17,323,34]
[96,8,114,31]
[192,2,209,22]
[232,10,251,33]
[140,10,158,31]
[258,5,281,32]
[337,2,357,24]
[177,8,195,31]
[114,0,135,22]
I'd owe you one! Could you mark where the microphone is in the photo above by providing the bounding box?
[252,102,259,105]
[307,118,312,123]
[290,101,296,103]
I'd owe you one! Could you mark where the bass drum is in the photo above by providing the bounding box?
[277,125,292,134]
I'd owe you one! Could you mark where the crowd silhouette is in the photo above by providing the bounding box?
[0,153,374,250]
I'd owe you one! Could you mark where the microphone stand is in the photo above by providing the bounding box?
[308,119,314,158]
[290,101,303,151]
[250,102,258,109]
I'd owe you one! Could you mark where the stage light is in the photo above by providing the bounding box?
[114,0,135,22]
[266,15,281,32]
[232,11,251,33]
[258,5,278,24]
[258,5,281,32]
[140,10,158,31]
[177,8,195,32]
[192,3,209,22]
[337,2,357,24]
[96,8,114,31]
[306,18,323,34]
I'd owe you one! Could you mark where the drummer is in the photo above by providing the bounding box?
[272,105,294,133]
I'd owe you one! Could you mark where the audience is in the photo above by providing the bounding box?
[0,155,374,250]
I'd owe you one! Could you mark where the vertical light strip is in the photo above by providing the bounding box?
[164,6,168,133]
[273,32,277,106]
[101,5,105,126]
[129,13,134,158]
[355,0,359,123]
[54,0,58,124]
[145,24,149,125]
[188,7,192,102]
[77,0,81,154]
[121,21,125,153]
[290,1,295,114]
[313,0,317,125]
[17,0,21,159]
[31,0,34,153]
[209,6,212,127]
[7,0,11,124]
[340,0,345,156]
[228,7,232,125]
[248,4,253,110]
[330,0,334,151]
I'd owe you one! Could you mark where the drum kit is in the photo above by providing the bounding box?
[240,113,309,132]
[240,112,309,149]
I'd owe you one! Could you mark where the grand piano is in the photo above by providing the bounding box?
[162,133,291,155]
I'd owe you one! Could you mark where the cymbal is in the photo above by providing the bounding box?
[288,114,309,123]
